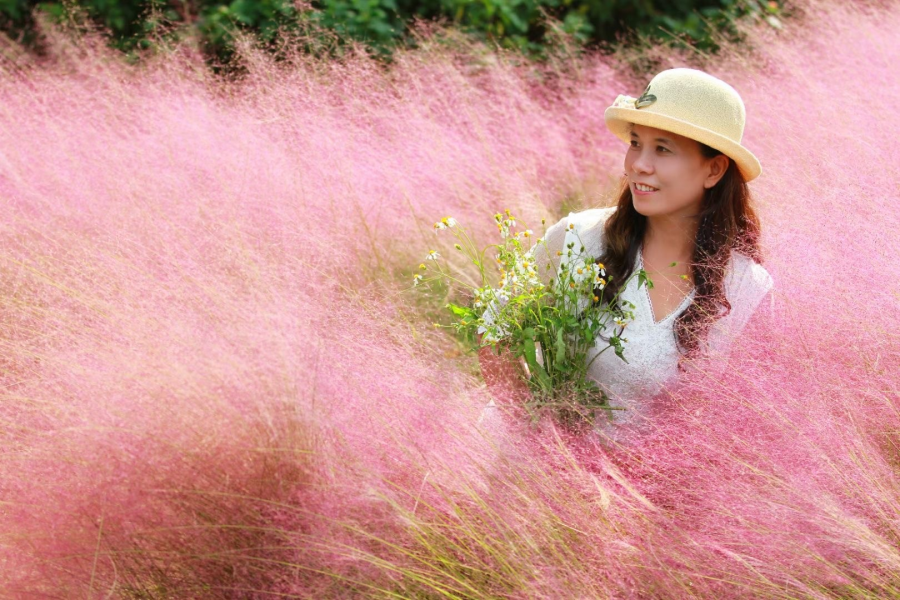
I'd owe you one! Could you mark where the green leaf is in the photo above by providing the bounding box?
[446,303,473,318]
[554,327,566,369]
[522,328,552,391]
[609,336,628,364]
[638,268,653,290]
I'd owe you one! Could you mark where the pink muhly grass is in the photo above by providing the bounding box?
[0,0,898,597]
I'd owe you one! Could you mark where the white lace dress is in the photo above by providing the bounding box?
[479,207,774,429]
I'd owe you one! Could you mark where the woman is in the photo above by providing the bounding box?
[478,67,773,428]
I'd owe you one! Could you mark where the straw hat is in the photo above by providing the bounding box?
[604,68,761,182]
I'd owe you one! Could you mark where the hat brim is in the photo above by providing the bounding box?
[604,106,762,182]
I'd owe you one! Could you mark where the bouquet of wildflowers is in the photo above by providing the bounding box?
[415,211,648,427]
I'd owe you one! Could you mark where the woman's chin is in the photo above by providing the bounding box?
[631,194,702,220]
[631,195,660,218]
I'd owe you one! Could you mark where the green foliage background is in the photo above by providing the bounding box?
[0,0,785,61]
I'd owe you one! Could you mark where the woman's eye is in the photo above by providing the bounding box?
[630,141,669,153]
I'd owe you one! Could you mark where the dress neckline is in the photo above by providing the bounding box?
[636,244,695,325]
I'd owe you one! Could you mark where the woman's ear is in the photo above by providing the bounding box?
[704,155,730,189]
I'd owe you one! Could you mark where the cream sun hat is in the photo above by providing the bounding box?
[604,67,761,182]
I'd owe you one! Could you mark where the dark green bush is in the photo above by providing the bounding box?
[0,0,786,62]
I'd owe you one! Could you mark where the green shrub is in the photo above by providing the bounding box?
[0,0,785,62]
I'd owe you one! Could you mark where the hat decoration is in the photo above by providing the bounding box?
[634,85,657,108]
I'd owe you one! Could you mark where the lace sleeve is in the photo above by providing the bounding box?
[729,259,774,334]
[707,255,774,356]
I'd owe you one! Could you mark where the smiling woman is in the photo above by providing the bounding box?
[626,124,731,225]
[479,68,773,430]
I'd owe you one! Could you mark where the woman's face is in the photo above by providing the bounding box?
[624,124,729,221]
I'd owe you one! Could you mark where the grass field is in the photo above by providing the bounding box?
[0,0,898,597]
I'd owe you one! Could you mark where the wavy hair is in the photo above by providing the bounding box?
[594,142,762,358]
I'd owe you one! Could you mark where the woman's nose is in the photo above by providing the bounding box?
[631,151,653,174]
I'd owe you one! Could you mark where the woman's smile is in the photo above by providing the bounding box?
[632,182,658,194]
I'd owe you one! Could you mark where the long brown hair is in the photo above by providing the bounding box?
[594,143,762,357]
